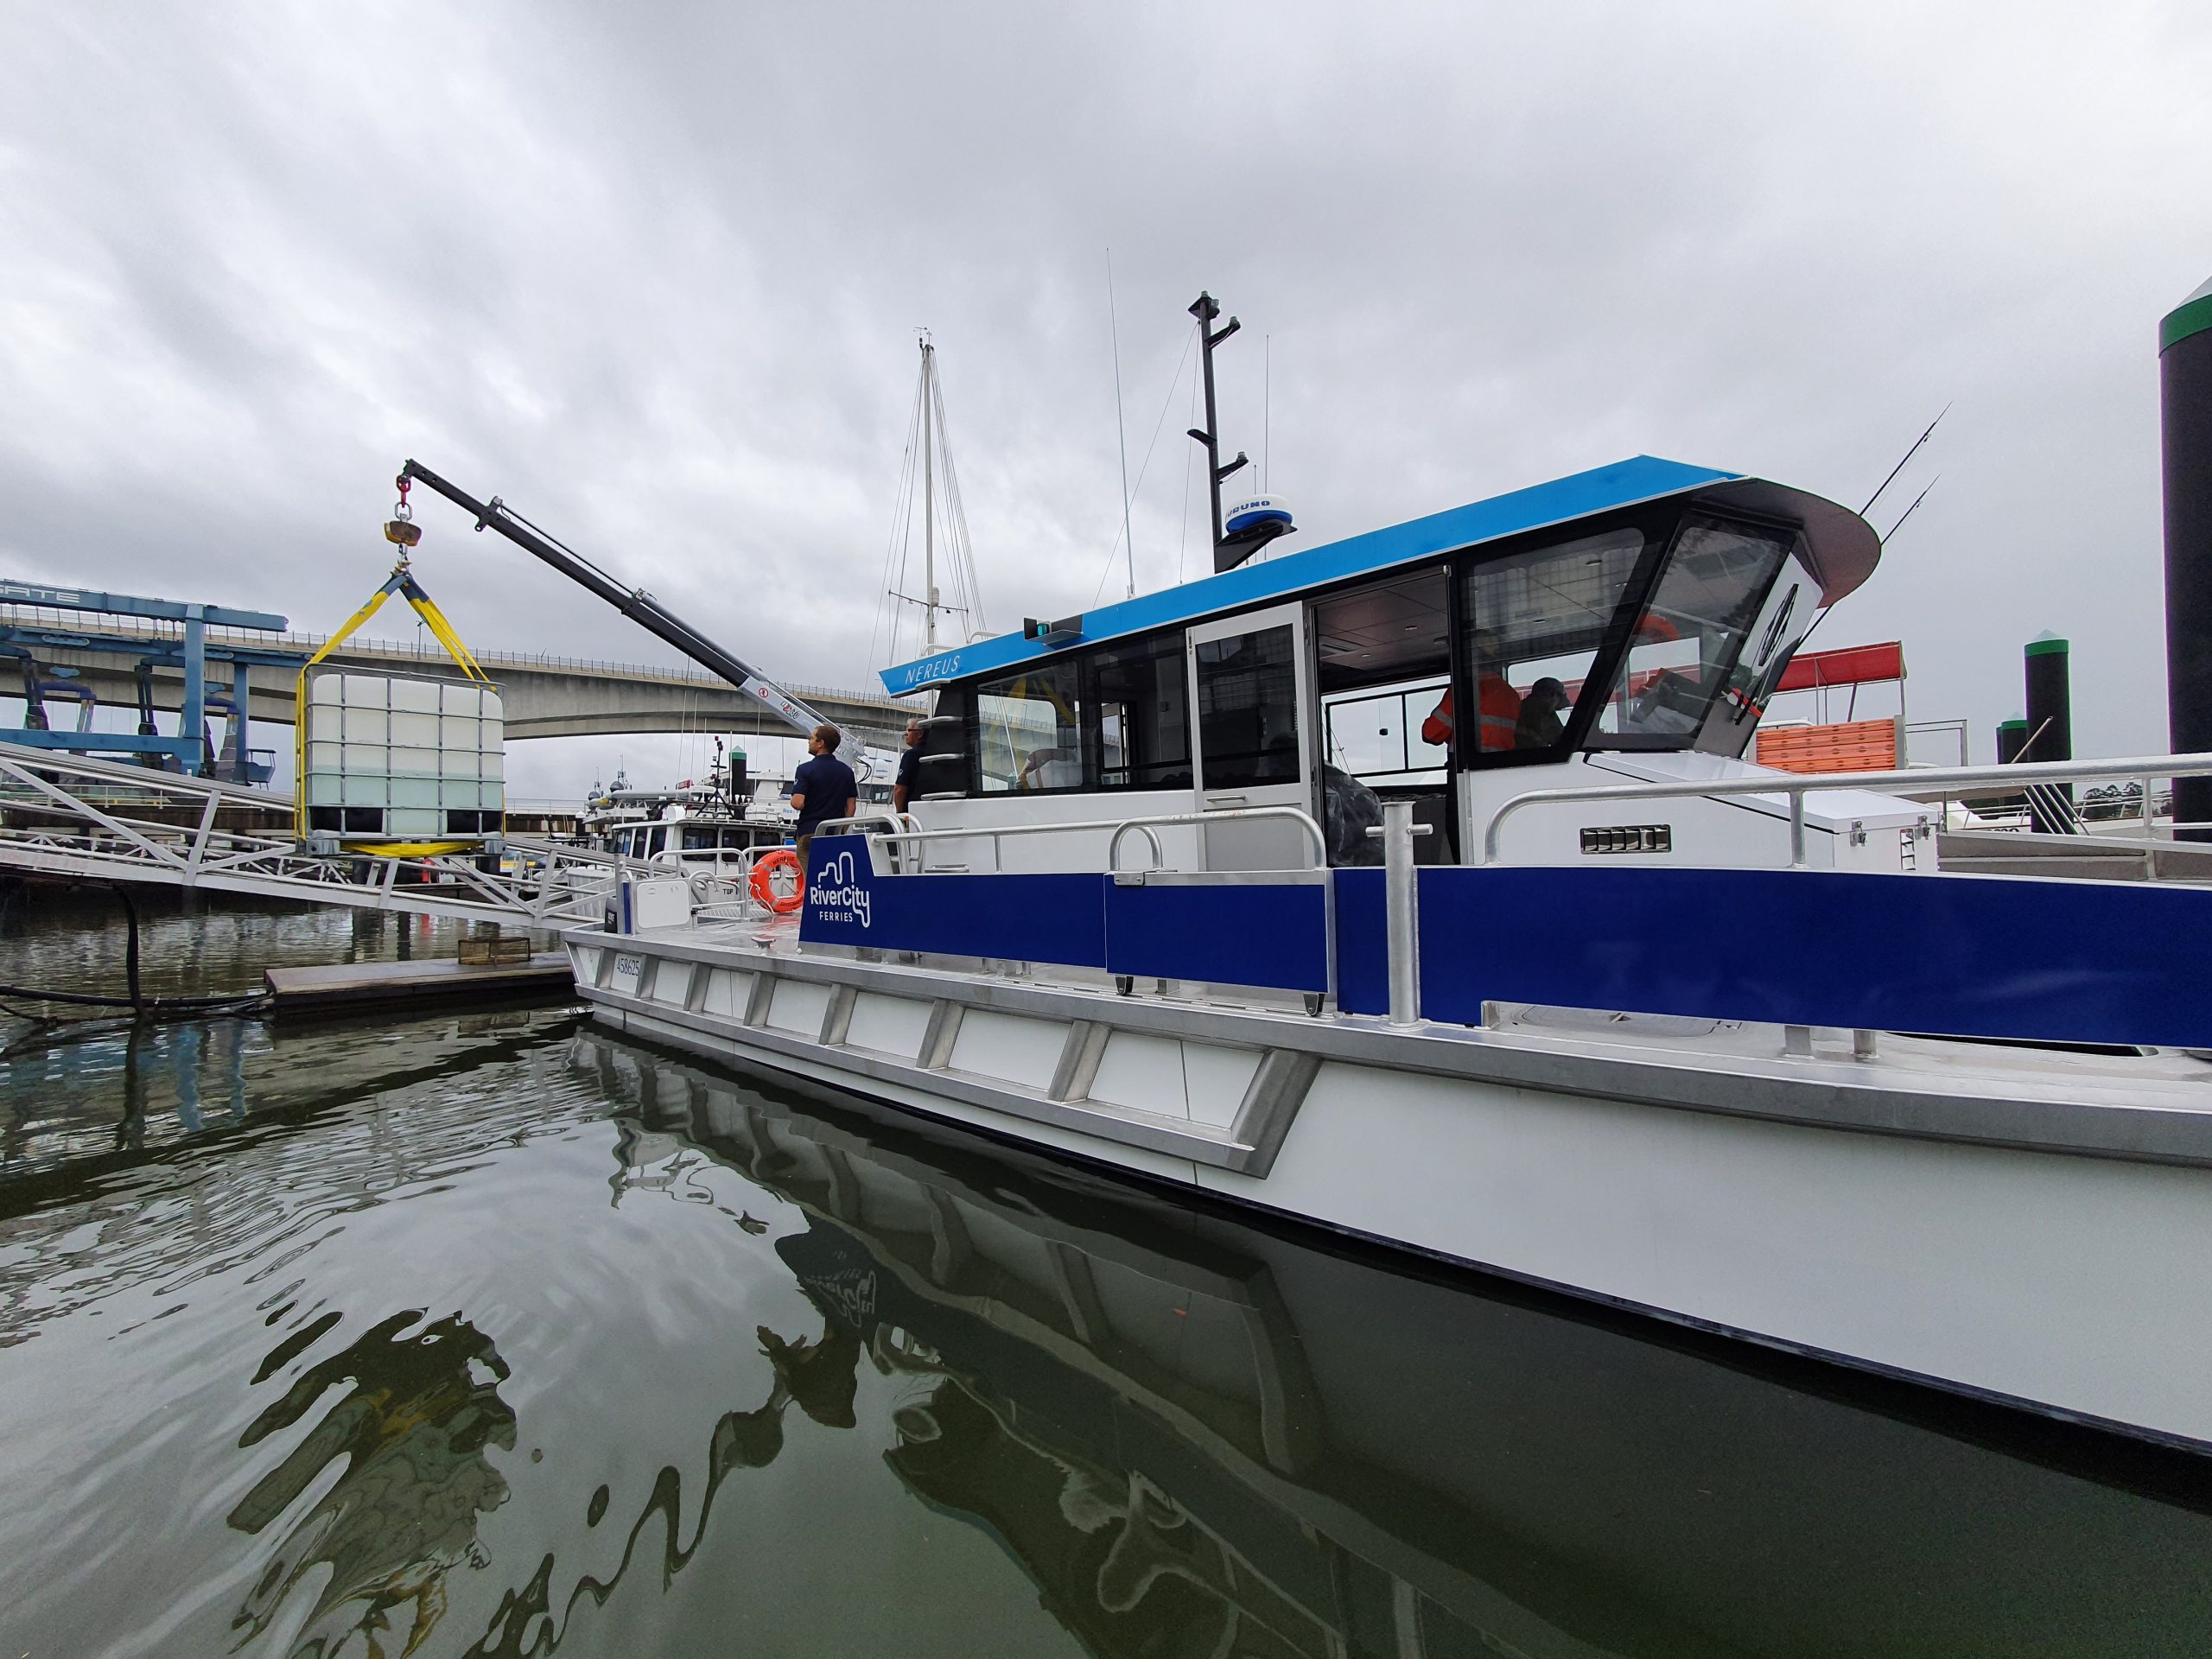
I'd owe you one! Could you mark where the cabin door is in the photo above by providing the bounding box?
[1185,604,1318,871]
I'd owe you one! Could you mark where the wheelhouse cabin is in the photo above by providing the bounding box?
[883,455,1930,874]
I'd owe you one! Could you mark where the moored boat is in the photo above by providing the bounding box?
[564,437,2212,1453]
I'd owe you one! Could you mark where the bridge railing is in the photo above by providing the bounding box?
[0,604,912,707]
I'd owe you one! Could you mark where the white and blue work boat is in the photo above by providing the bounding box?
[568,454,2212,1452]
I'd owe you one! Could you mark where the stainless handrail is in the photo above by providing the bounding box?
[817,804,1327,874]
[1108,823,1166,872]
[1482,751,2212,867]
[1107,808,1326,873]
[816,810,923,839]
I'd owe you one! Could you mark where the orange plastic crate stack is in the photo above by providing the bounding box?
[1755,718,1898,774]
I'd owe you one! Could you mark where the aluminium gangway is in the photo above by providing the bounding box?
[0,740,609,926]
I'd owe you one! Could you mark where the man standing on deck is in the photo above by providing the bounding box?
[791,724,858,873]
[892,718,924,813]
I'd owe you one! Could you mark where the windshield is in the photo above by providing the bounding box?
[1592,518,1792,747]
[1459,527,1648,760]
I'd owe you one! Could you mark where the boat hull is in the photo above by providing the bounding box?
[571,929,2212,1452]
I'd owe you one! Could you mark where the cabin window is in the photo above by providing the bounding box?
[1459,528,1647,762]
[1324,682,1449,783]
[1193,625,1301,789]
[1313,565,1452,787]
[1592,518,1790,747]
[976,661,1085,793]
[1091,633,1192,791]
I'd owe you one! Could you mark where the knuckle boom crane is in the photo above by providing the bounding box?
[393,460,892,782]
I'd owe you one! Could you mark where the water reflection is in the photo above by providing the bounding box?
[0,888,564,1181]
[552,1033,2212,1659]
[2,993,2209,1659]
[229,1313,516,1655]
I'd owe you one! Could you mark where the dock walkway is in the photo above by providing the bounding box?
[264,953,574,1015]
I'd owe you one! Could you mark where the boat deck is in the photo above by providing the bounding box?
[594,915,2212,1167]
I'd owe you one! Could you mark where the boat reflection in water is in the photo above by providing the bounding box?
[227,1313,517,1654]
[570,1032,2212,1659]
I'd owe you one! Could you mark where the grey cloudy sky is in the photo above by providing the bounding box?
[3,3,2209,800]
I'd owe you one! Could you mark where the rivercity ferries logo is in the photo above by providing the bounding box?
[808,848,872,930]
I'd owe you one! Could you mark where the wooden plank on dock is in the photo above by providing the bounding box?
[264,952,575,1015]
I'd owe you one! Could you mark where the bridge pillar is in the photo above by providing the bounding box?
[220,658,251,778]
[181,607,206,776]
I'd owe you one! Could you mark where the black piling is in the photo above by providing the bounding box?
[2164,277,2212,841]
[2022,635,2074,834]
[1989,717,2030,814]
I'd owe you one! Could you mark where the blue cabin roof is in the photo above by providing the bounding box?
[880,454,1875,698]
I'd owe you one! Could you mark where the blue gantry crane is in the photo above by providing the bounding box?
[0,578,296,777]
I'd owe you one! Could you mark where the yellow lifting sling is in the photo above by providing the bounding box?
[295,537,496,857]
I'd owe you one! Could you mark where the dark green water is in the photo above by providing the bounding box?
[3,890,2210,1658]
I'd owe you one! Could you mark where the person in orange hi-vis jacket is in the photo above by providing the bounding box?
[1422,667,1522,753]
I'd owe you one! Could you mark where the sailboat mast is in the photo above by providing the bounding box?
[921,339,938,652]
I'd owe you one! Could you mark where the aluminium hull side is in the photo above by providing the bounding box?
[567,928,2212,1453]
[586,1028,2212,1657]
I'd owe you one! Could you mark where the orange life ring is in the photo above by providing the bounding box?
[750,848,805,914]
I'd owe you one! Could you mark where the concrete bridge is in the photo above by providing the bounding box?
[3,610,920,747]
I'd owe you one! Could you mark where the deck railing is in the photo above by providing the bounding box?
[817,805,1328,875]
[1482,752,2212,868]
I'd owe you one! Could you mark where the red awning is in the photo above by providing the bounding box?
[1776,641,1904,692]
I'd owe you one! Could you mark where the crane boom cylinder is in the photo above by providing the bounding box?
[397,460,887,776]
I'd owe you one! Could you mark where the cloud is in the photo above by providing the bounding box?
[3,0,2209,804]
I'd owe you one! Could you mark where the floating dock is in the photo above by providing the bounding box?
[263,953,574,1015]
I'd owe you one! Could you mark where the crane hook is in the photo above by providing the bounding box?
[385,473,421,550]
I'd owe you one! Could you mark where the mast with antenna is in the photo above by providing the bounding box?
[878,334,988,664]
[1188,290,1294,572]
[1186,291,1248,570]
[922,334,938,651]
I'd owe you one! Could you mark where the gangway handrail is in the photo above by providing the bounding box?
[0,738,289,804]
[1482,750,2212,867]
[817,805,1326,874]
[0,740,618,925]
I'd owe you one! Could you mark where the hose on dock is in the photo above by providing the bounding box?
[0,992,272,1059]
[0,982,266,1012]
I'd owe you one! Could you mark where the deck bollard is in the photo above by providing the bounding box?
[1367,800,1430,1027]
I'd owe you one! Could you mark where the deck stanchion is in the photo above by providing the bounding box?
[1788,790,1808,868]
[1370,800,1427,1027]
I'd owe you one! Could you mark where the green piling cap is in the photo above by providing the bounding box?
[1997,717,2028,733]
[2161,276,2212,353]
[2024,632,2069,658]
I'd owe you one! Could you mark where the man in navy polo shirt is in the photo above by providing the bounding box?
[791,723,858,872]
[892,717,924,812]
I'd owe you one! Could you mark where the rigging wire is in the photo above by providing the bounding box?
[868,361,928,669]
[927,363,988,636]
[1107,248,1135,601]
[1089,321,1198,606]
